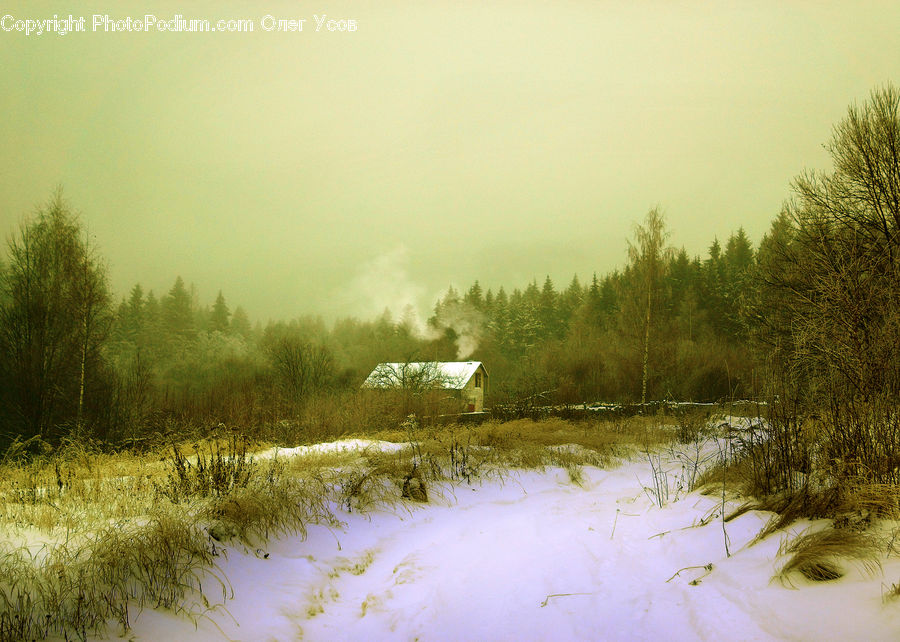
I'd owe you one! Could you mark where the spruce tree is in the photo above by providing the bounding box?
[210,290,230,333]
[163,276,194,336]
[230,306,252,339]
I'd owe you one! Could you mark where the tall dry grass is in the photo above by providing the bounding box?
[0,414,681,640]
[775,527,882,585]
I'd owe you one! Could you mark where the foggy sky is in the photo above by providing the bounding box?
[3,0,900,324]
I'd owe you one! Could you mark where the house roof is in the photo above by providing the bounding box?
[361,361,485,390]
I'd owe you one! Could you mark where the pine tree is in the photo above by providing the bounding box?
[210,290,230,333]
[584,274,603,318]
[538,276,561,339]
[121,283,145,340]
[600,275,618,312]
[721,228,755,339]
[163,276,193,336]
[669,249,700,342]
[749,210,797,350]
[560,275,583,331]
[430,285,460,328]
[484,288,495,312]
[489,287,511,353]
[511,300,542,356]
[464,281,484,310]
[523,280,540,307]
[143,291,160,330]
[230,306,252,339]
[701,239,727,335]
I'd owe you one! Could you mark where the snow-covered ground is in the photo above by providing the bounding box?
[254,439,410,460]
[100,443,900,641]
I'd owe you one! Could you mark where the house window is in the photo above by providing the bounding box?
[474,372,482,388]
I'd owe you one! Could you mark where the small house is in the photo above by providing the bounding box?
[361,361,488,412]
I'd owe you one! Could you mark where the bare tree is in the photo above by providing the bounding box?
[627,207,672,405]
[74,232,111,428]
[362,361,465,417]
[763,85,900,398]
[754,84,900,485]
[267,336,333,403]
[364,361,461,391]
[0,190,111,438]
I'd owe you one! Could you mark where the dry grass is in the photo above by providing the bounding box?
[7,410,895,638]
[0,511,222,641]
[883,580,900,602]
[776,527,882,586]
[0,435,326,641]
[0,415,678,640]
[368,415,675,468]
[720,480,900,544]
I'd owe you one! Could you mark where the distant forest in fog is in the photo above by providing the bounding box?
[99,218,756,404]
[0,191,761,449]
[2,85,899,460]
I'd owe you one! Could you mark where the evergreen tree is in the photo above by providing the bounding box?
[523,280,541,307]
[599,274,619,319]
[143,291,160,331]
[230,305,252,339]
[701,239,727,335]
[429,285,459,328]
[668,249,693,304]
[583,274,603,320]
[510,300,542,356]
[163,276,193,336]
[538,276,561,339]
[724,228,754,275]
[750,210,800,351]
[668,250,700,342]
[210,290,230,333]
[464,281,484,310]
[112,298,129,342]
[119,283,145,341]
[721,228,755,340]
[560,275,583,331]
[483,288,495,312]
[488,287,511,353]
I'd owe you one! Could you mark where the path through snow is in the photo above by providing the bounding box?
[107,449,900,641]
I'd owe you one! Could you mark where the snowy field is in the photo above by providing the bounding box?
[101,440,900,642]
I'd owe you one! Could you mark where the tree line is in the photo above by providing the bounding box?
[426,215,756,406]
[1,84,898,464]
[0,192,758,448]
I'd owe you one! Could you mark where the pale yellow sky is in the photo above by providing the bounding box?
[2,1,899,322]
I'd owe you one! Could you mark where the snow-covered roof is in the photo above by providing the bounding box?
[361,361,485,390]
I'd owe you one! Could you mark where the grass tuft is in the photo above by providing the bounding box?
[776,527,882,586]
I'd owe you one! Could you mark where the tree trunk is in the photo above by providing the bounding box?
[77,314,87,429]
[641,286,651,406]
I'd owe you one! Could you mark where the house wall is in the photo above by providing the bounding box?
[362,362,488,414]
[462,365,487,412]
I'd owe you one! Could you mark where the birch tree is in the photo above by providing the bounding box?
[0,190,111,438]
[627,207,672,405]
